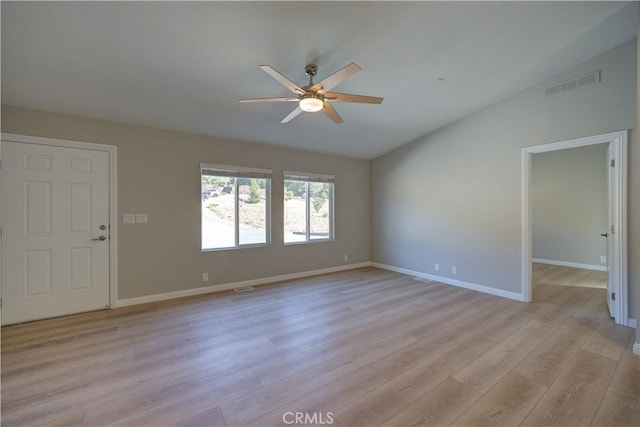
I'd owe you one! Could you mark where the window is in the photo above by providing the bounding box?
[201,164,271,251]
[284,171,334,244]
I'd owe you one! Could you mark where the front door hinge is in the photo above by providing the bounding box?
[611,292,616,301]
[611,159,615,167]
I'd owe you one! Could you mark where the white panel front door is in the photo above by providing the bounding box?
[2,141,110,324]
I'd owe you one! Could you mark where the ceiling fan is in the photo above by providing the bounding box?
[239,63,383,124]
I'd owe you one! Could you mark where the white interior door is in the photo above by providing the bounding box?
[606,143,616,318]
[2,141,110,324]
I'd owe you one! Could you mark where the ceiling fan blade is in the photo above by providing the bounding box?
[322,101,343,124]
[325,92,383,104]
[239,97,299,103]
[281,106,303,123]
[259,65,306,95]
[310,62,361,94]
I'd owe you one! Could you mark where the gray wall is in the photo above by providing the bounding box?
[532,144,608,268]
[372,39,637,318]
[1,106,371,299]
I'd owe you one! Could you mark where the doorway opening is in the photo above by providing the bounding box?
[521,130,628,325]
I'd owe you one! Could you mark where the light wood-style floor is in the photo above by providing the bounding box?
[1,267,637,426]
[533,262,607,289]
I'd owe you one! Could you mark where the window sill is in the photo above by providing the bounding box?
[284,238,335,246]
[202,243,270,252]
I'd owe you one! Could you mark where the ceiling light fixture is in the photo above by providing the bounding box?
[299,95,324,112]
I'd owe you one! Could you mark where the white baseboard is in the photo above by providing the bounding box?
[371,262,525,302]
[634,342,640,356]
[628,318,637,328]
[116,262,372,308]
[532,258,607,272]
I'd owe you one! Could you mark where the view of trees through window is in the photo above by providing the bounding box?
[201,174,269,250]
[284,179,333,243]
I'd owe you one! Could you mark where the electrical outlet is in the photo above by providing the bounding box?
[123,214,135,224]
[452,266,457,274]
[434,263,440,272]
[600,256,607,263]
[202,272,209,282]
[136,213,148,224]
[344,254,349,262]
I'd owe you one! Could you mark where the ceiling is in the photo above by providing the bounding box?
[1,2,637,159]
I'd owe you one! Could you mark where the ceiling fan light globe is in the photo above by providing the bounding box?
[299,97,323,112]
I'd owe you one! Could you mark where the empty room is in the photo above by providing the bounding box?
[2,2,639,426]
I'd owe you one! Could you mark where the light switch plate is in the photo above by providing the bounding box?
[123,214,135,224]
[136,214,148,224]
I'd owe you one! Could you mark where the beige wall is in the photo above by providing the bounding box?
[532,144,608,268]
[372,40,637,319]
[1,105,371,299]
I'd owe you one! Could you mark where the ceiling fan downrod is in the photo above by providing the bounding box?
[305,63,318,86]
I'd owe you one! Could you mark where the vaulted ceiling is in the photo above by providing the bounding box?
[2,1,637,159]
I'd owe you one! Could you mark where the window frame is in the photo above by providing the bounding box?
[201,163,272,252]
[283,171,335,245]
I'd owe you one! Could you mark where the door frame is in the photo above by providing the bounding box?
[521,130,628,325]
[1,133,118,310]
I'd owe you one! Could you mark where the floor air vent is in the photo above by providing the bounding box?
[233,286,255,293]
[545,70,600,97]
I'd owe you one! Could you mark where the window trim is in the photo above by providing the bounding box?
[283,171,335,245]
[201,163,272,251]
[283,170,335,183]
